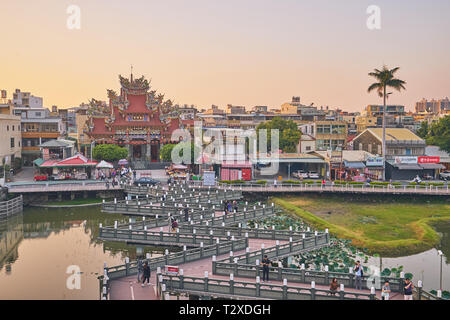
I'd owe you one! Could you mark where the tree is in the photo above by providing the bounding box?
[368,65,406,180]
[160,144,176,162]
[92,144,128,162]
[256,117,302,153]
[426,116,450,153]
[416,121,429,139]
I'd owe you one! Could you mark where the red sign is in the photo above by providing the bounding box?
[418,157,440,164]
[164,265,179,275]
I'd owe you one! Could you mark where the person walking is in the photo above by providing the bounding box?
[329,278,339,296]
[233,200,238,213]
[133,170,137,181]
[137,258,143,283]
[381,280,391,300]
[227,201,232,213]
[168,216,173,231]
[403,278,414,300]
[353,261,363,290]
[261,255,271,282]
[141,262,151,287]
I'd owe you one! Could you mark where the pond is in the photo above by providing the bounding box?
[0,202,449,299]
[0,207,167,300]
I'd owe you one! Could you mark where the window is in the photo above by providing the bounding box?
[306,146,311,151]
[12,125,15,131]
[10,138,14,148]
[317,125,331,134]
[6,125,9,131]
[35,112,41,117]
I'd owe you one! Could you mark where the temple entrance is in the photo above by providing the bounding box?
[151,143,159,162]
[133,145,142,159]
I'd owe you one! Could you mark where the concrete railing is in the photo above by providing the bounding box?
[99,238,249,299]
[178,225,317,241]
[0,195,23,219]
[213,263,404,292]
[216,233,330,265]
[213,183,449,195]
[99,227,230,247]
[157,274,377,300]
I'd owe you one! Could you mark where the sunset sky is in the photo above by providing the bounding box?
[0,0,449,112]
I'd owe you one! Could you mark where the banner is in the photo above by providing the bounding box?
[366,157,384,166]
[395,156,418,164]
[418,156,440,164]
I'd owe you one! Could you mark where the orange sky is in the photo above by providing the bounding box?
[0,0,449,112]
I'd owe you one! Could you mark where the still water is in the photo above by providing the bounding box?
[0,207,166,300]
[0,206,449,299]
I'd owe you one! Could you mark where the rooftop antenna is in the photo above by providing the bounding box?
[130,65,133,82]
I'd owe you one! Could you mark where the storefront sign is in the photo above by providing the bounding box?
[418,156,440,164]
[394,156,418,164]
[366,157,384,167]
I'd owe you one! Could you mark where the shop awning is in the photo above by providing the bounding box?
[397,164,423,170]
[419,163,446,170]
[33,158,45,166]
[344,161,366,169]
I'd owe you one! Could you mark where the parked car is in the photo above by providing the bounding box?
[133,177,160,186]
[308,172,320,179]
[439,171,450,181]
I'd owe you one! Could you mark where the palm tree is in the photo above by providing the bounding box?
[368,66,406,180]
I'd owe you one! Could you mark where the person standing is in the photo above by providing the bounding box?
[381,281,391,300]
[403,278,414,300]
[233,200,238,213]
[133,170,137,181]
[353,261,363,290]
[261,255,271,282]
[137,258,143,283]
[141,262,151,287]
[223,201,228,215]
[184,206,189,222]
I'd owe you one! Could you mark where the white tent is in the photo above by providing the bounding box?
[96,160,114,169]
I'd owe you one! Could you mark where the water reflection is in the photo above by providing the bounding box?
[0,207,169,300]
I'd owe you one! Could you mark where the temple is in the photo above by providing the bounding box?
[84,73,185,168]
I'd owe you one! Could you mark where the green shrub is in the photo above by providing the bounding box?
[282,180,300,184]
[256,180,267,185]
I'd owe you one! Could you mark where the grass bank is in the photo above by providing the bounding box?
[273,195,450,257]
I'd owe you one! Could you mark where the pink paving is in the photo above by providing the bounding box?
[108,236,403,300]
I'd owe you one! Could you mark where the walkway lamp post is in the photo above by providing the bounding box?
[438,250,443,292]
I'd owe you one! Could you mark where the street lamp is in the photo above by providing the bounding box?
[438,250,443,293]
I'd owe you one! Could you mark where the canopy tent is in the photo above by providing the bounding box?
[38,154,98,168]
[96,160,114,169]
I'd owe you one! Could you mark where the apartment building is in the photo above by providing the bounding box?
[415,97,450,114]
[299,121,348,151]
[13,106,63,165]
